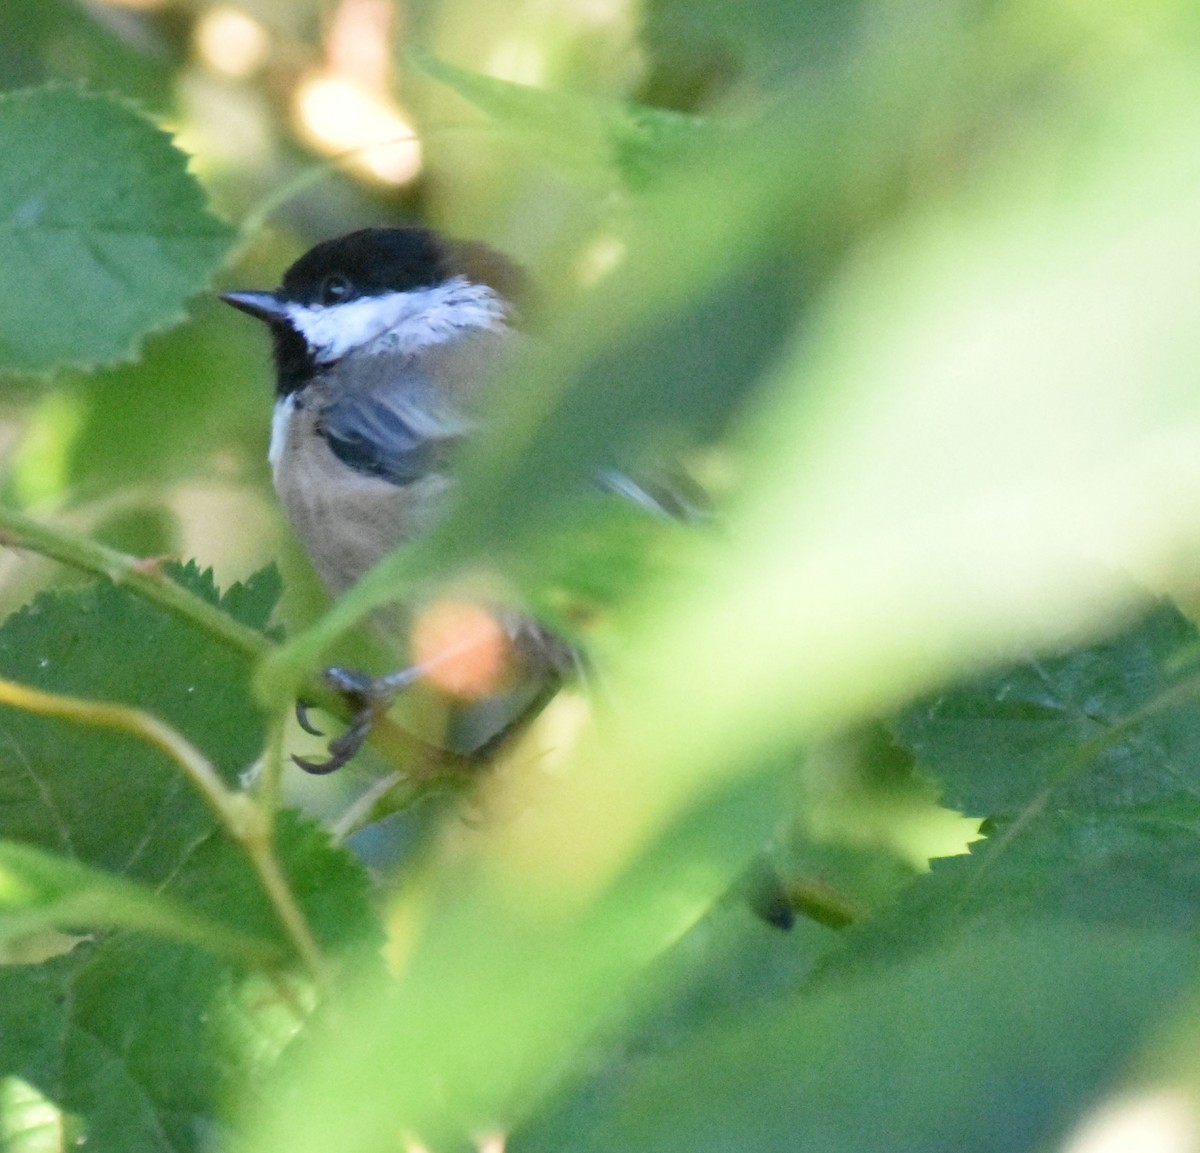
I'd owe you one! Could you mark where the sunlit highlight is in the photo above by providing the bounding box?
[0,1079,63,1148]
[0,865,31,903]
[410,600,513,700]
[576,235,627,286]
[486,39,548,86]
[1061,1090,1200,1153]
[571,0,632,23]
[293,74,422,185]
[194,6,271,79]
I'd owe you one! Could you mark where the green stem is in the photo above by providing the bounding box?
[0,675,330,982]
[0,502,476,776]
[0,503,270,663]
[244,835,330,987]
[256,708,289,817]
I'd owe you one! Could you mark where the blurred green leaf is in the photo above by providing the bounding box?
[513,924,1197,1153]
[89,504,179,560]
[244,765,789,1153]
[0,0,173,109]
[411,47,711,190]
[64,296,272,499]
[641,0,865,104]
[246,19,1200,1148]
[0,87,234,375]
[522,57,1200,860]
[265,0,1109,691]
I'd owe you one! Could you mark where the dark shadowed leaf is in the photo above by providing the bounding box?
[513,925,1196,1153]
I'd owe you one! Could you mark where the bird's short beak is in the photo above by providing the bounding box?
[220,290,290,323]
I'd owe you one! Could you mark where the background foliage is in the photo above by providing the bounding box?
[2,1,1200,1152]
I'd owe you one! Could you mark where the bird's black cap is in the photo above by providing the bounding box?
[279,226,529,309]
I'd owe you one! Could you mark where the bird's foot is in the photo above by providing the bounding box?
[292,665,423,774]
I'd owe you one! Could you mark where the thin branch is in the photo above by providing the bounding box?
[0,503,270,663]
[0,503,477,779]
[0,676,329,983]
[0,678,236,820]
[256,708,289,815]
[243,838,329,984]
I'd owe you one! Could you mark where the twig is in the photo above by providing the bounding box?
[0,676,329,984]
[0,503,270,663]
[0,504,470,753]
[0,503,479,786]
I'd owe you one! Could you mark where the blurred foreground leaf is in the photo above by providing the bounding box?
[0,0,172,108]
[412,48,710,190]
[244,763,789,1153]
[514,924,1196,1153]
[0,87,234,375]
[63,297,272,499]
[249,14,1200,1151]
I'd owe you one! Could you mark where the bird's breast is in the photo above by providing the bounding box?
[270,394,451,598]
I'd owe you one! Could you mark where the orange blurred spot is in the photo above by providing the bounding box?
[411,601,513,700]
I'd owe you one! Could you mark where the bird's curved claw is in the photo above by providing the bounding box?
[291,667,398,775]
[294,699,325,737]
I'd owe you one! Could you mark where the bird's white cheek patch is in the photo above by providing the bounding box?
[284,278,509,364]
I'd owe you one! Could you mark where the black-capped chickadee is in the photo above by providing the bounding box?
[223,226,697,773]
[223,227,576,772]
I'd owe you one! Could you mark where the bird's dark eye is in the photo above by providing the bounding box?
[319,274,354,304]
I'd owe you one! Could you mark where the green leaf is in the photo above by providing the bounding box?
[0,0,172,110]
[0,559,378,951]
[165,808,381,958]
[0,838,278,965]
[822,800,1200,985]
[0,87,234,375]
[819,609,1200,972]
[642,0,865,97]
[0,561,383,1150]
[514,924,1197,1153]
[411,48,710,190]
[891,602,1200,816]
[0,813,381,1153]
[0,562,271,882]
[1,941,268,1153]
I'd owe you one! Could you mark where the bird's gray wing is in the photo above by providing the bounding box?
[320,369,473,486]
